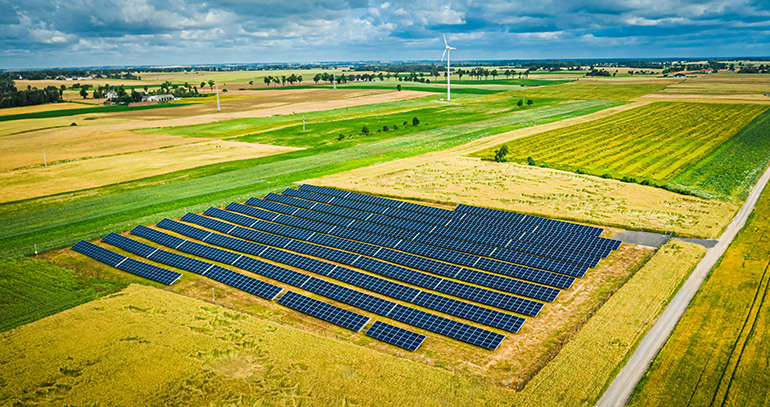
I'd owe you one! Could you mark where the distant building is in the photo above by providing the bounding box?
[700,68,713,74]
[146,94,175,102]
[104,91,118,99]
[673,73,687,78]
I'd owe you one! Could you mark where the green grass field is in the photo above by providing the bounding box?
[629,184,770,407]
[0,257,127,332]
[0,102,184,122]
[0,99,618,258]
[472,102,768,188]
[666,108,770,201]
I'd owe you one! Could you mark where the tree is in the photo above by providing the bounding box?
[248,80,253,88]
[527,99,534,106]
[144,85,149,92]
[208,79,215,90]
[517,99,524,107]
[527,156,536,166]
[396,84,401,91]
[491,70,498,80]
[362,125,370,135]
[200,81,206,89]
[494,145,509,162]
[412,117,419,126]
[378,72,384,81]
[383,125,389,131]
[264,76,272,87]
[80,88,88,99]
[314,73,321,84]
[457,69,464,81]
[431,66,439,79]
[297,74,303,85]
[281,75,287,86]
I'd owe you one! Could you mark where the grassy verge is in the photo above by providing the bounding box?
[629,185,770,407]
[513,239,705,406]
[0,257,127,332]
[0,100,613,257]
[471,102,768,186]
[666,108,770,201]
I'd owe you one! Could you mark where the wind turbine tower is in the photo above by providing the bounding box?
[441,34,456,101]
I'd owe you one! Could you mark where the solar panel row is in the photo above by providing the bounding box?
[365,321,426,351]
[72,240,182,285]
[278,291,371,332]
[178,213,538,324]
[267,192,603,266]
[134,222,512,348]
[297,185,620,252]
[102,233,284,300]
[223,202,575,290]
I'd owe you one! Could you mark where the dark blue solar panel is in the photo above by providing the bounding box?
[386,304,505,350]
[278,291,370,332]
[302,277,397,316]
[365,321,426,351]
[413,291,525,332]
[455,204,604,236]
[72,240,181,285]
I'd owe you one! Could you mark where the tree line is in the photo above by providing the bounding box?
[0,73,61,108]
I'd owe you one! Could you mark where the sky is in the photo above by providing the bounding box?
[1,0,769,69]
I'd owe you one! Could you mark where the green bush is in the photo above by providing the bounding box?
[412,117,420,126]
[361,126,370,135]
[527,156,536,166]
[601,173,613,179]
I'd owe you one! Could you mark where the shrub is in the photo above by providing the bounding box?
[641,179,653,186]
[620,176,639,183]
[383,126,389,131]
[517,99,524,107]
[602,173,613,179]
[412,117,420,126]
[338,134,345,141]
[403,121,408,126]
[396,84,401,91]
[70,122,77,126]
[393,125,398,130]
[576,169,587,174]
[527,99,534,106]
[527,156,536,166]
[362,126,370,135]
[494,145,509,163]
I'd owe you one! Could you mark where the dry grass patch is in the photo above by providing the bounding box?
[0,141,300,203]
[309,156,736,239]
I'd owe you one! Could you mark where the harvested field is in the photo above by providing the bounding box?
[0,141,301,203]
[0,102,92,117]
[471,102,768,185]
[629,185,770,407]
[309,155,737,239]
[502,82,669,101]
[659,73,770,95]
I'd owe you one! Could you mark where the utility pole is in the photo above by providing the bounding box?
[43,148,47,167]
[216,84,221,112]
[303,115,306,131]
[34,244,38,257]
[510,366,512,388]
[212,287,215,303]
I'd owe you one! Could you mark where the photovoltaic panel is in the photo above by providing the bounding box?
[412,291,525,332]
[224,202,575,290]
[194,210,547,315]
[72,240,181,285]
[267,193,602,268]
[176,215,537,322]
[278,291,371,332]
[301,277,397,316]
[455,204,604,236]
[365,321,426,351]
[386,304,505,350]
[294,185,620,255]
[111,229,284,300]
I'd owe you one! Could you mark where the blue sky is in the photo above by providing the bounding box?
[1,0,769,69]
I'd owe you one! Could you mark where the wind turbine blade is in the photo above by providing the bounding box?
[449,47,456,50]
[441,49,447,62]
[443,33,448,47]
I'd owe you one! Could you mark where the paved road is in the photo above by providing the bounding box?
[595,164,770,407]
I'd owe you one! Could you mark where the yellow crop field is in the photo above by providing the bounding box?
[503,82,669,100]
[0,141,300,203]
[513,239,705,406]
[310,155,738,239]
[629,186,770,407]
[471,102,768,184]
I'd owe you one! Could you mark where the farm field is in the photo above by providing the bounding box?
[471,102,769,188]
[629,183,770,407]
[501,82,670,100]
[0,99,617,257]
[0,141,301,203]
[668,108,770,201]
[659,73,770,95]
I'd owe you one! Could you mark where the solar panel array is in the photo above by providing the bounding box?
[130,221,508,348]
[72,240,182,285]
[191,209,547,315]
[278,291,371,332]
[274,191,603,267]
[222,202,574,291]
[365,321,427,351]
[255,194,593,275]
[102,233,284,300]
[167,215,529,330]
[69,184,620,352]
[297,184,621,254]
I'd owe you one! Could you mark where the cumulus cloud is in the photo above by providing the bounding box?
[0,0,768,68]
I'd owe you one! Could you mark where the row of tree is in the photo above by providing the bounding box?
[0,73,61,108]
[261,74,304,87]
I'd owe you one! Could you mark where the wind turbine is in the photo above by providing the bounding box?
[441,33,456,101]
